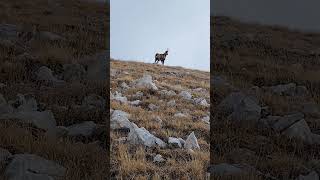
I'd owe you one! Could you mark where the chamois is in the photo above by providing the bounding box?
[154,49,169,65]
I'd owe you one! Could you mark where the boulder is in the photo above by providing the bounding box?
[127,123,166,148]
[110,110,133,130]
[67,121,97,137]
[179,91,192,100]
[131,74,158,90]
[153,154,165,163]
[168,137,182,148]
[228,96,261,122]
[295,171,319,180]
[184,132,200,150]
[4,154,66,179]
[35,66,63,83]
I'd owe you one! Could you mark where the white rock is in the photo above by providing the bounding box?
[148,104,159,111]
[168,137,182,148]
[167,100,176,107]
[110,110,133,130]
[110,91,128,104]
[179,91,192,100]
[159,90,176,98]
[174,112,188,118]
[153,154,165,163]
[194,98,209,107]
[184,132,200,150]
[131,74,158,90]
[127,123,166,148]
[202,116,210,124]
[120,82,130,90]
[130,100,141,106]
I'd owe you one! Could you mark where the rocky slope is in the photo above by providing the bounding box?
[210,16,320,180]
[0,0,109,179]
[110,60,210,179]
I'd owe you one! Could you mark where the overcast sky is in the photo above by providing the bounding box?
[111,0,210,71]
[211,0,320,32]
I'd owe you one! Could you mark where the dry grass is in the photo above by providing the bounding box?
[211,16,320,179]
[0,0,109,179]
[110,60,210,179]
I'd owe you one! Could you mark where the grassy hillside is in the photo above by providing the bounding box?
[110,60,210,179]
[0,0,109,179]
[211,16,320,179]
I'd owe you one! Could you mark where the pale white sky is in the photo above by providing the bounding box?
[111,0,210,71]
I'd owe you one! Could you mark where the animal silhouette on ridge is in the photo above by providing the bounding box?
[154,48,169,65]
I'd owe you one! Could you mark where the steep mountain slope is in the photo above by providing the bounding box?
[211,16,320,179]
[110,60,210,179]
[0,0,109,179]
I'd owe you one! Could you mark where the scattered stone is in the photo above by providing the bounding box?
[168,137,182,148]
[271,113,305,132]
[179,91,192,100]
[35,66,63,83]
[15,94,38,112]
[111,91,128,104]
[148,104,159,111]
[4,154,66,179]
[159,90,176,98]
[295,171,319,180]
[38,31,65,41]
[130,100,141,106]
[194,98,210,107]
[56,126,69,137]
[302,103,320,118]
[208,163,244,176]
[0,110,57,136]
[212,76,234,90]
[282,119,315,144]
[217,92,246,114]
[110,110,133,130]
[227,148,257,164]
[131,74,158,90]
[184,132,200,150]
[174,112,188,118]
[153,154,165,163]
[132,91,144,100]
[67,121,97,137]
[127,123,166,148]
[265,83,298,96]
[296,86,309,97]
[202,116,210,124]
[120,82,130,90]
[228,96,261,122]
[167,100,176,107]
